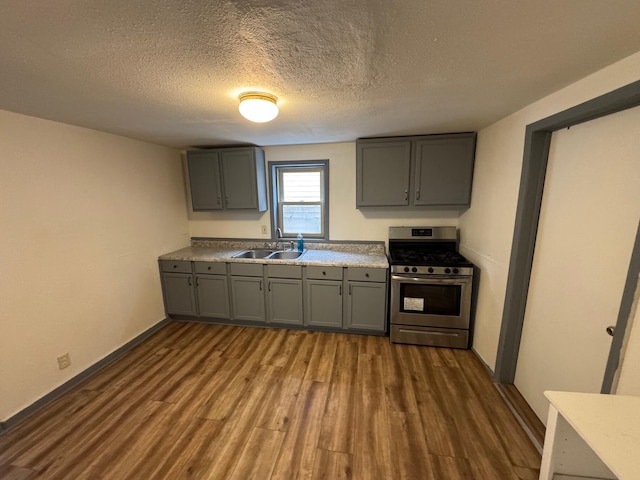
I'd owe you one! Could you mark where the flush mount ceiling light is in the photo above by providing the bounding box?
[238,92,279,123]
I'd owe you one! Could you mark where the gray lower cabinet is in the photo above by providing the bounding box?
[267,265,303,325]
[346,282,387,331]
[305,280,343,328]
[195,262,230,319]
[356,133,476,208]
[268,279,303,325]
[162,273,197,316]
[346,267,388,332]
[230,263,265,323]
[304,265,344,328]
[160,260,388,334]
[187,147,267,212]
[160,260,197,316]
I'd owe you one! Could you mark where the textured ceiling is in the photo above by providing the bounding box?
[1,1,640,149]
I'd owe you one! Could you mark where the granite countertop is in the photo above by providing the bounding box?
[159,240,389,269]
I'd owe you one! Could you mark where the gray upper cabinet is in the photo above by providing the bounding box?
[187,150,223,210]
[356,141,411,206]
[187,147,267,212]
[413,134,476,206]
[356,133,476,208]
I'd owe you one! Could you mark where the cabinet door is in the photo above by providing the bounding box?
[347,281,387,332]
[230,276,266,322]
[162,273,197,316]
[356,140,411,207]
[268,278,303,325]
[220,149,266,210]
[187,150,223,210]
[413,133,476,206]
[196,274,230,319]
[305,280,343,328]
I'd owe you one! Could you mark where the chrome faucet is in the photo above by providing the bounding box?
[275,227,283,250]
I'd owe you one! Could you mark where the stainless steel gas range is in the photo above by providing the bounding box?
[389,226,474,348]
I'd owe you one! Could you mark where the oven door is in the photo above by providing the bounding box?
[390,274,472,329]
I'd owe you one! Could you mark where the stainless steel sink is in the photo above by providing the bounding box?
[267,250,305,260]
[232,249,276,259]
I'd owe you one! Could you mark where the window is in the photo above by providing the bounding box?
[269,160,329,239]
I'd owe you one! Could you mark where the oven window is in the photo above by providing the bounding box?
[400,283,461,316]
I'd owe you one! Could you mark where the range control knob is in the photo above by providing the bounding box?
[444,268,451,274]
[453,268,459,274]
[427,267,434,273]
[404,267,410,273]
[411,267,418,273]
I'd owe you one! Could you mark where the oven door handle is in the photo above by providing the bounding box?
[391,274,471,284]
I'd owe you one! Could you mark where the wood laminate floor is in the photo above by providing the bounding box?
[0,322,541,479]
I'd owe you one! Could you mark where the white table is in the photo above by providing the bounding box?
[539,391,640,480]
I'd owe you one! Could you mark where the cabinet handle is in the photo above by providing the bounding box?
[339,284,342,296]
[195,277,199,287]
[415,189,420,200]
[404,190,408,201]
[268,281,271,292]
[349,284,352,295]
[217,195,221,205]
[365,273,369,278]
[187,277,192,286]
[259,280,263,291]
[322,271,326,276]
[225,195,229,206]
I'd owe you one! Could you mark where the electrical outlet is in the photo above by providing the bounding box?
[261,225,268,234]
[57,353,71,370]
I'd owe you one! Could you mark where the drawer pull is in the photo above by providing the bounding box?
[322,271,326,276]
[207,266,211,270]
[365,273,369,278]
[187,277,192,286]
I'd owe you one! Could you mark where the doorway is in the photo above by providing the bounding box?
[513,107,640,421]
[493,79,640,402]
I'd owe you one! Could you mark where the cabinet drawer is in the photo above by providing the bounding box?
[160,260,192,273]
[230,263,264,277]
[267,264,302,279]
[390,325,469,349]
[194,262,227,275]
[306,266,343,280]
[347,267,387,282]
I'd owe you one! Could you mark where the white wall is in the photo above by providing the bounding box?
[0,110,190,421]
[189,142,461,242]
[459,50,640,373]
